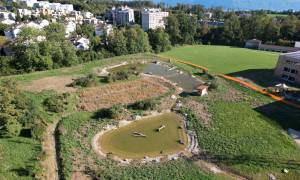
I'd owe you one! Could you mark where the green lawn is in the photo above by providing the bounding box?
[100,113,187,159]
[0,137,41,179]
[161,45,279,74]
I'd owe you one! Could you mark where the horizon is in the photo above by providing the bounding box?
[152,0,300,11]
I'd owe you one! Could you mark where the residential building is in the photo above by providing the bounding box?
[95,24,113,36]
[258,44,300,53]
[17,9,32,17]
[0,11,16,20]
[141,8,169,31]
[74,37,90,50]
[274,51,300,85]
[199,19,224,27]
[13,0,38,8]
[65,21,76,37]
[245,39,300,53]
[106,6,135,25]
[4,20,49,40]
[204,12,213,19]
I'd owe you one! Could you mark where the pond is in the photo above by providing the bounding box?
[99,113,188,159]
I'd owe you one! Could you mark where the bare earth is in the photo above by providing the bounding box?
[23,76,76,93]
[77,76,171,111]
[185,100,211,124]
[40,120,59,180]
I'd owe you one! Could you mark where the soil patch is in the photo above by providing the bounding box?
[185,100,211,124]
[77,76,172,111]
[23,76,76,93]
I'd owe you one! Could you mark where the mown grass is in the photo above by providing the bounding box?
[160,45,279,74]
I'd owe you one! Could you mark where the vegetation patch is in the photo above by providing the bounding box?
[76,77,172,111]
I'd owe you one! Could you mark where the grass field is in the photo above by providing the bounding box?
[100,113,188,159]
[161,45,279,74]
[0,137,41,180]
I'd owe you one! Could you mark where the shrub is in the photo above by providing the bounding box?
[94,105,123,119]
[43,93,69,113]
[70,74,98,87]
[209,79,219,90]
[129,99,159,110]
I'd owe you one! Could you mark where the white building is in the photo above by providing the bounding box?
[204,12,213,19]
[13,0,38,8]
[0,12,16,20]
[65,21,76,37]
[1,19,16,25]
[4,20,50,40]
[141,8,169,31]
[83,11,93,19]
[107,6,135,25]
[17,9,32,18]
[74,37,90,50]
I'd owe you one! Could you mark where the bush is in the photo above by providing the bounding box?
[129,99,159,110]
[94,105,123,119]
[209,79,219,90]
[70,74,98,87]
[43,93,69,113]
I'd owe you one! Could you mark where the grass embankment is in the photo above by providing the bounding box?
[181,75,300,179]
[100,113,188,159]
[0,53,160,84]
[57,112,223,180]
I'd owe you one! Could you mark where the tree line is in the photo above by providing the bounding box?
[2,2,300,75]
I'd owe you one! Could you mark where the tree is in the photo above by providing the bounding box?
[76,24,95,39]
[148,28,171,53]
[280,15,299,40]
[61,41,79,66]
[45,23,65,42]
[166,14,181,45]
[0,80,26,137]
[223,13,243,45]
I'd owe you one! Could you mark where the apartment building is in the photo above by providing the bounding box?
[141,8,169,31]
[106,6,134,25]
[274,51,300,85]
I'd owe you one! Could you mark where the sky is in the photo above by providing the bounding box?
[153,0,300,11]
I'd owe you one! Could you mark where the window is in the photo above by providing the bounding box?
[291,69,298,74]
[281,74,288,80]
[283,67,290,72]
[288,76,295,82]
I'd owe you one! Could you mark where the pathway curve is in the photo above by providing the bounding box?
[40,119,59,180]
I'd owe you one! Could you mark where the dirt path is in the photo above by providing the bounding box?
[40,119,59,180]
[195,160,247,180]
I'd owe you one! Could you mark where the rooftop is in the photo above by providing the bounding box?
[281,51,300,59]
